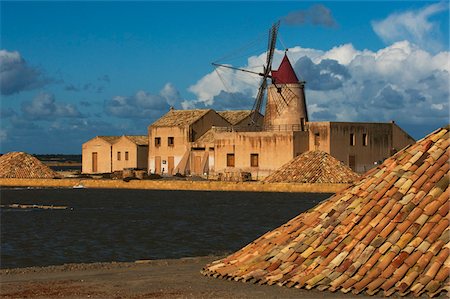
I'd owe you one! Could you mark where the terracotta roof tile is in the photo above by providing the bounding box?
[202,126,450,297]
[0,152,58,178]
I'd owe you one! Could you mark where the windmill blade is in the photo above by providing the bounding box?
[251,21,280,125]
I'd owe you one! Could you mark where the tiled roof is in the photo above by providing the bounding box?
[202,126,450,297]
[264,150,360,184]
[151,109,212,127]
[97,136,121,144]
[218,110,252,125]
[0,152,58,178]
[124,135,148,146]
[196,129,215,144]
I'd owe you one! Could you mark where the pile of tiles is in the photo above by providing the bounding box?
[203,126,449,297]
[264,150,360,184]
[0,152,58,179]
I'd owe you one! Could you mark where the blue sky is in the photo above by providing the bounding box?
[1,1,449,154]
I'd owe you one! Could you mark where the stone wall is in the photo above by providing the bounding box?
[0,178,348,193]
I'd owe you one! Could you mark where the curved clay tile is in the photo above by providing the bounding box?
[0,152,58,179]
[202,126,449,297]
[264,150,360,184]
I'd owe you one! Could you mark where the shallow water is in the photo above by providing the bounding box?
[0,188,330,269]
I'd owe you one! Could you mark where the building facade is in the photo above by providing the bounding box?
[82,135,148,174]
[82,136,120,174]
[147,108,230,175]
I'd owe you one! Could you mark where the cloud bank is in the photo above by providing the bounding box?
[105,83,181,119]
[188,41,449,128]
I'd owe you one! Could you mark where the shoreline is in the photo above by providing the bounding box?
[0,256,394,299]
[0,178,349,193]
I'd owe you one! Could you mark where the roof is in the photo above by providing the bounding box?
[202,126,449,297]
[124,135,148,146]
[151,109,212,127]
[0,152,58,179]
[264,150,360,184]
[195,129,215,144]
[271,54,299,84]
[217,110,252,126]
[97,136,121,144]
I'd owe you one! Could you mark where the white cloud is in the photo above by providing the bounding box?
[371,2,448,52]
[0,50,50,96]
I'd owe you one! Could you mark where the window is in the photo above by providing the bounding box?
[125,151,129,161]
[117,151,121,161]
[250,154,259,167]
[155,137,161,147]
[350,133,355,146]
[314,133,320,146]
[363,133,368,146]
[227,153,235,167]
[168,137,174,146]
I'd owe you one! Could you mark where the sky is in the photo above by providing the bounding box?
[1,1,449,154]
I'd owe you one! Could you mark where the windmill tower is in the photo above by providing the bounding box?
[212,22,308,131]
[264,54,308,131]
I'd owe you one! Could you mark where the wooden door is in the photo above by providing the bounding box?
[92,152,98,173]
[168,156,174,175]
[155,156,161,174]
[349,155,356,171]
[194,156,202,175]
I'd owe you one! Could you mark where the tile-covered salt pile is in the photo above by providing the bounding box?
[264,150,360,184]
[0,152,58,178]
[203,126,449,297]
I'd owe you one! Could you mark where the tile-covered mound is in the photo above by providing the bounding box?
[0,152,58,178]
[264,150,360,184]
[202,126,449,297]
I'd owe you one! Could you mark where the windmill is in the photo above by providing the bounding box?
[212,21,308,131]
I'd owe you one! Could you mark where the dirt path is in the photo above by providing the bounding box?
[0,256,442,299]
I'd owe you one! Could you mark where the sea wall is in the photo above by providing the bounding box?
[0,178,349,193]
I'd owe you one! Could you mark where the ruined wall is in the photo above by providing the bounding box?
[308,122,331,153]
[82,138,112,174]
[214,131,297,179]
[328,122,393,173]
[293,131,309,157]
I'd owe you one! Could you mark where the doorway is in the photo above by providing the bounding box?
[155,156,161,174]
[92,152,98,173]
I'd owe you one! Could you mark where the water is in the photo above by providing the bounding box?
[0,188,330,269]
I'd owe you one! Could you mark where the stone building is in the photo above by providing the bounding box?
[147,108,230,175]
[111,135,148,172]
[146,54,415,179]
[82,135,148,174]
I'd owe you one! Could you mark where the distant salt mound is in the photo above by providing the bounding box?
[0,152,58,179]
[264,150,360,184]
[203,126,449,297]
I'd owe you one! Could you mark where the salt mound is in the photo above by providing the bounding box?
[203,126,449,297]
[264,150,360,184]
[0,152,58,179]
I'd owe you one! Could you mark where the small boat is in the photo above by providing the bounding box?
[73,183,85,189]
